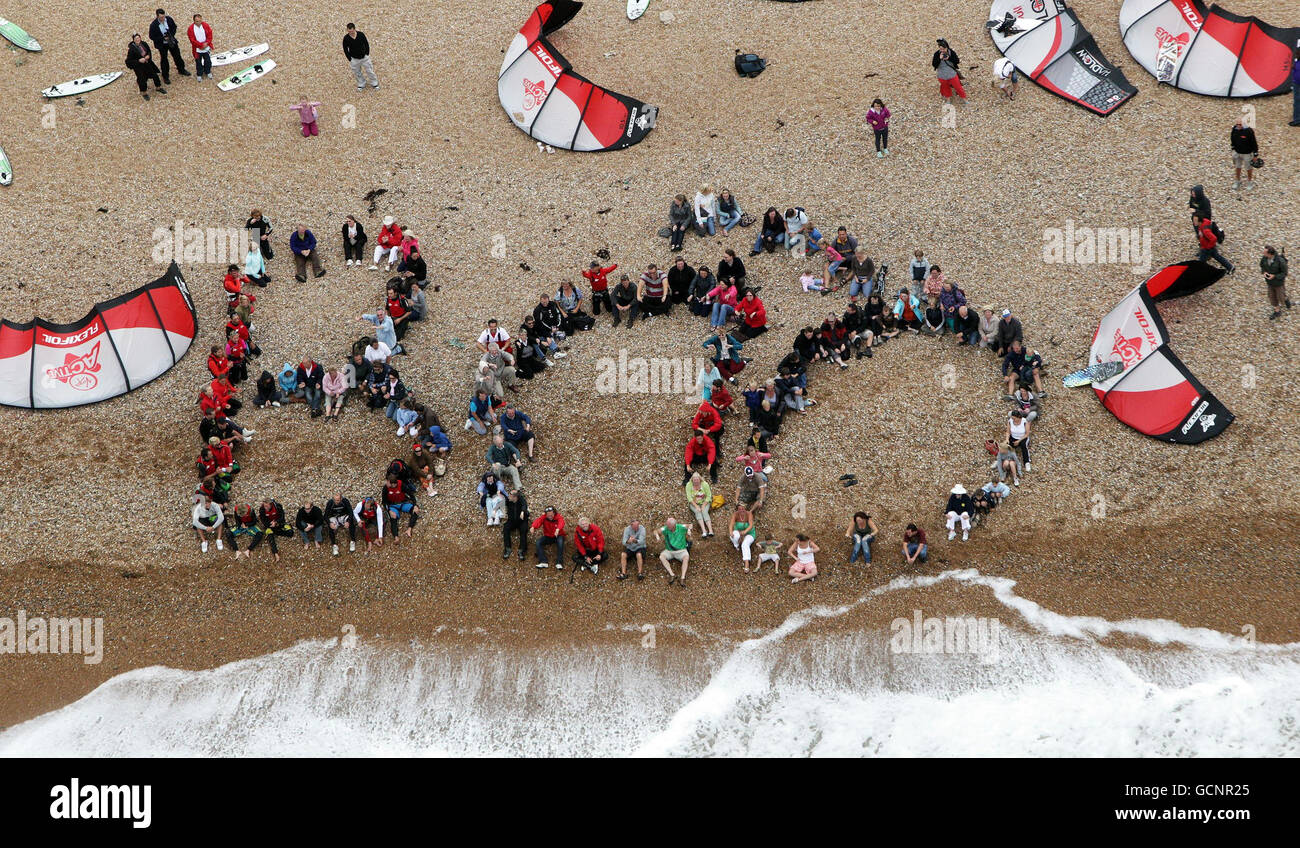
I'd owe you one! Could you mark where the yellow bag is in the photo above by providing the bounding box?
[711,494,725,509]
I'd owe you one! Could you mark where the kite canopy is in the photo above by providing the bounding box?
[1089,262,1232,443]
[499,0,658,152]
[0,262,197,409]
[988,0,1137,115]
[1119,0,1300,97]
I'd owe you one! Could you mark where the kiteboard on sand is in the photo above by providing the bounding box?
[211,43,269,67]
[1063,360,1125,388]
[0,17,40,51]
[0,144,12,186]
[218,59,276,92]
[41,73,122,99]
[627,0,649,20]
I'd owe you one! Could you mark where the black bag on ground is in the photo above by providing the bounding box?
[735,51,766,78]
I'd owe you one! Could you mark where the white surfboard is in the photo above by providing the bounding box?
[211,43,269,67]
[0,17,40,51]
[217,59,276,92]
[0,144,12,186]
[627,0,649,21]
[41,72,123,99]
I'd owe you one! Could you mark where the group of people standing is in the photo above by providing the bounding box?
[128,8,214,98]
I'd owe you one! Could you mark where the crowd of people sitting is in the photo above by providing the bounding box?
[190,211,443,559]
[190,199,1049,582]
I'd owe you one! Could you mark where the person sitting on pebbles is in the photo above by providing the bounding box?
[945,484,974,542]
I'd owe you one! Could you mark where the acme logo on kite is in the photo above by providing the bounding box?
[45,340,102,391]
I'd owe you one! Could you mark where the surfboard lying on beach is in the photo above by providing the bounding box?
[211,43,269,67]
[41,73,122,99]
[0,144,12,185]
[627,0,650,20]
[217,59,276,92]
[0,17,40,51]
[1063,360,1125,388]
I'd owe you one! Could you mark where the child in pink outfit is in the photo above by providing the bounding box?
[290,98,321,137]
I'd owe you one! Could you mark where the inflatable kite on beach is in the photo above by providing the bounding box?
[1087,261,1233,443]
[499,0,658,151]
[987,0,1138,115]
[1119,0,1300,97]
[0,262,197,409]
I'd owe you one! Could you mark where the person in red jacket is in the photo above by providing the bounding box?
[371,216,402,271]
[530,505,566,569]
[571,516,606,579]
[736,289,768,339]
[683,430,718,485]
[1194,213,1235,273]
[223,264,254,311]
[691,400,725,467]
[207,344,230,381]
[582,261,617,318]
[187,13,214,80]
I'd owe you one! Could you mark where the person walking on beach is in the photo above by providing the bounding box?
[932,39,966,104]
[656,517,691,587]
[126,34,167,100]
[866,98,891,157]
[1230,118,1259,191]
[343,23,380,91]
[1194,213,1234,274]
[187,13,214,81]
[1261,245,1290,320]
[148,9,190,84]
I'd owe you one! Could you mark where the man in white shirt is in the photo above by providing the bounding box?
[476,318,510,354]
[364,338,392,366]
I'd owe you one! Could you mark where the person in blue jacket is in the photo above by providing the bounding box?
[290,224,325,281]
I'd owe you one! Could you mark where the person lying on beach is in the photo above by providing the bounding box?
[801,270,827,293]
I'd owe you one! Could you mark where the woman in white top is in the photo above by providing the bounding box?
[693,184,719,236]
[1006,409,1032,474]
[787,533,819,583]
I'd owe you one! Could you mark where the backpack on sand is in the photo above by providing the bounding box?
[734,51,766,78]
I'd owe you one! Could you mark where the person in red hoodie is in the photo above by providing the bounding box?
[211,374,241,415]
[371,216,402,271]
[223,264,254,312]
[530,505,566,569]
[187,13,214,80]
[207,344,230,381]
[1194,213,1235,274]
[683,430,717,485]
[571,516,606,579]
[691,400,725,466]
[582,261,617,318]
[735,289,768,339]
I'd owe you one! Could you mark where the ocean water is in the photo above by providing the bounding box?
[3,570,1297,757]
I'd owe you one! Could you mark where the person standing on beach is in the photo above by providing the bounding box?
[865,98,891,158]
[126,34,167,100]
[148,9,190,84]
[1261,245,1290,320]
[932,39,966,104]
[187,13,214,81]
[343,23,380,91]
[1230,118,1259,191]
